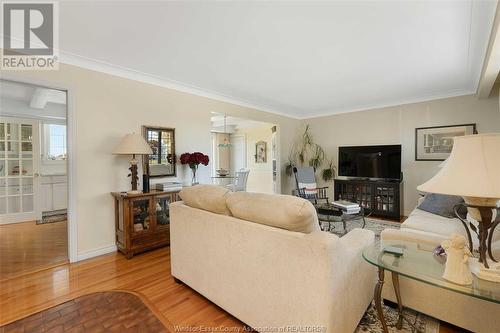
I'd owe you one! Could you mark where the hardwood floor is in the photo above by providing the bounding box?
[0,247,467,333]
[0,221,68,281]
[0,247,244,332]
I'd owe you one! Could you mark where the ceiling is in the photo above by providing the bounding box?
[0,80,67,119]
[58,1,497,119]
[211,113,274,133]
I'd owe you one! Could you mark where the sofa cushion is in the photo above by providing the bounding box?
[417,193,467,219]
[179,184,232,215]
[226,192,320,233]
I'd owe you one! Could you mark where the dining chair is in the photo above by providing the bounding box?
[227,169,250,192]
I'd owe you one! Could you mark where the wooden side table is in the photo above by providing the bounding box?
[111,190,181,258]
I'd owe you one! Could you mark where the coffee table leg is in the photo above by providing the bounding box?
[392,272,404,329]
[375,268,389,333]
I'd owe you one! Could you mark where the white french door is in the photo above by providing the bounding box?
[0,117,41,224]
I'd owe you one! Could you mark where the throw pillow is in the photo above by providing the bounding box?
[418,193,467,219]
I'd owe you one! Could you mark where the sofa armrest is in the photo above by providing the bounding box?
[332,228,376,331]
[339,228,375,251]
[381,228,446,247]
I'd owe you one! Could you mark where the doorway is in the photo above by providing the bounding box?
[210,113,278,193]
[0,79,69,280]
[230,135,246,172]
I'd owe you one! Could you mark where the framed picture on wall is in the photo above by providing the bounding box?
[255,141,267,163]
[415,124,476,161]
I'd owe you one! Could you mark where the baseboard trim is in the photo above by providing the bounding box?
[77,244,117,262]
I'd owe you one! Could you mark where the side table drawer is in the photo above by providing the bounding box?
[131,230,169,250]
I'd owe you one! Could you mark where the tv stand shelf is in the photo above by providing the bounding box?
[334,178,403,220]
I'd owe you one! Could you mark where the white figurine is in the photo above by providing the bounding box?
[441,234,473,285]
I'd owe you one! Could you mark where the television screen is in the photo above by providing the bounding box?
[338,145,401,180]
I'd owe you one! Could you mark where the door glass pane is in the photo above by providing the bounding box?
[21,124,32,141]
[0,123,4,139]
[0,142,4,153]
[6,123,19,141]
[156,196,171,226]
[132,199,150,232]
[7,160,20,176]
[22,160,33,176]
[6,141,19,158]
[21,142,33,158]
[7,178,21,195]
[0,160,4,177]
[8,196,21,213]
[0,197,6,214]
[22,195,33,212]
[0,179,6,196]
[22,178,33,194]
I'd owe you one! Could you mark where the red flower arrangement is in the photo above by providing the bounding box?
[180,152,209,169]
[180,152,209,185]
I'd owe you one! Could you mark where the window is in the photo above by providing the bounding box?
[43,124,67,161]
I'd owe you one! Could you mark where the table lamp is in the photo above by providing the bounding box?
[417,133,500,282]
[113,133,153,194]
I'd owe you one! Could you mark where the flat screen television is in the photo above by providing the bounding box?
[338,145,401,180]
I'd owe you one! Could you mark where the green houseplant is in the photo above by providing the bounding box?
[286,125,335,182]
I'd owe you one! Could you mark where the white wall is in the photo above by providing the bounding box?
[305,94,500,215]
[1,64,301,257]
[234,125,274,193]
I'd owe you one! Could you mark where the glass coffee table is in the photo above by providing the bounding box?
[362,240,500,333]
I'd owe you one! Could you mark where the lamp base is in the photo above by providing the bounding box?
[469,258,500,283]
[458,200,499,268]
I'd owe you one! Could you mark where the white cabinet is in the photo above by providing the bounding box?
[41,175,67,212]
[41,184,53,212]
[52,183,67,210]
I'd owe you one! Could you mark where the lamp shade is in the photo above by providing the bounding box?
[417,133,500,199]
[112,133,153,155]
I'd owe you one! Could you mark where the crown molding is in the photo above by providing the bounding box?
[302,88,476,120]
[58,52,476,121]
[58,51,301,120]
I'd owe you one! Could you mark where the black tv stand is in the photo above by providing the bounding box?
[334,178,403,220]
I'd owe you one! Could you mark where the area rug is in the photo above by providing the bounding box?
[319,216,401,239]
[0,291,170,332]
[36,211,67,225]
[357,302,440,333]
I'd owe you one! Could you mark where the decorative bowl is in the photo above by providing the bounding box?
[216,169,229,176]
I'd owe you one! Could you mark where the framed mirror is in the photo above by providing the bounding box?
[142,126,176,177]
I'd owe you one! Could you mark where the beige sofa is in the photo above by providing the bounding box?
[380,200,500,333]
[170,186,376,333]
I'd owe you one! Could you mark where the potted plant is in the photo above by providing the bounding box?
[286,124,337,184]
[180,152,209,185]
[322,159,337,182]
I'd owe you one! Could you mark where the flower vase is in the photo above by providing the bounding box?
[191,166,199,185]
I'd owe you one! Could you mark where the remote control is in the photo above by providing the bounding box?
[383,246,404,256]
